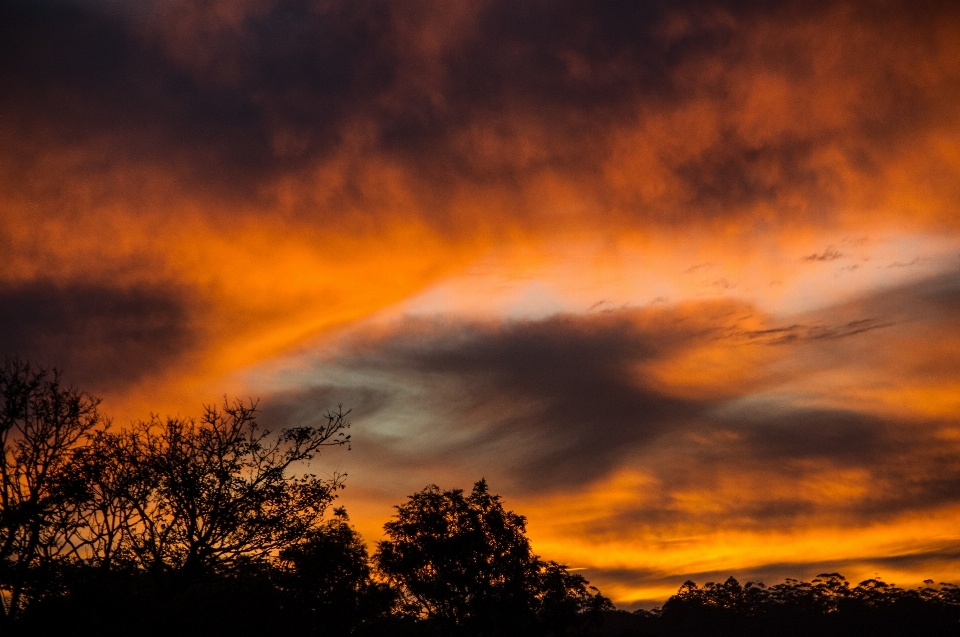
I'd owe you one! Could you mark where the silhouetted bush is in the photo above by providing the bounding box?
[275,507,399,635]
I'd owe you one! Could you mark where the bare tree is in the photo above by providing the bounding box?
[111,400,351,585]
[0,359,104,625]
[65,428,140,571]
[1,358,356,629]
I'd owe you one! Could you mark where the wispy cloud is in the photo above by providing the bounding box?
[802,247,844,262]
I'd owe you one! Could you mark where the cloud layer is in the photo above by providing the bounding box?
[3,0,960,607]
[270,270,960,604]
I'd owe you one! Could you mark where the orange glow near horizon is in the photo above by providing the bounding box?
[523,482,960,606]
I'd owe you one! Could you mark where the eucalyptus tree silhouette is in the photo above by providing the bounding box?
[374,479,611,636]
[653,573,960,637]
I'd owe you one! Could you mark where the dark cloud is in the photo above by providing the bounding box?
[371,0,960,221]
[258,382,393,432]
[344,312,717,490]
[746,410,889,462]
[0,0,397,201]
[3,0,958,227]
[282,270,960,525]
[697,413,960,521]
[881,270,960,316]
[0,279,198,393]
[801,247,844,262]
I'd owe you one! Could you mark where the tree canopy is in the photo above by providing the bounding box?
[91,400,350,584]
[375,479,611,636]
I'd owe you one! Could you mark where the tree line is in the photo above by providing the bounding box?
[0,359,608,636]
[607,573,960,636]
[3,357,960,636]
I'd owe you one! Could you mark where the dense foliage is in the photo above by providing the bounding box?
[605,573,960,636]
[376,480,612,636]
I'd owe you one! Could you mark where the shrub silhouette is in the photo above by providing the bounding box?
[276,507,398,634]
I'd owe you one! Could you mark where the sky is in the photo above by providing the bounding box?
[2,0,960,608]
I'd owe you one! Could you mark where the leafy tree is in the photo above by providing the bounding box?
[0,367,358,633]
[375,479,610,636]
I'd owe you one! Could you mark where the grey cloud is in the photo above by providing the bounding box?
[350,313,717,490]
[258,383,394,432]
[272,270,960,524]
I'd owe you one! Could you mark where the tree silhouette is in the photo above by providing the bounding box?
[276,507,398,635]
[375,479,610,636]
[0,358,105,626]
[103,400,352,587]
[651,573,960,637]
[8,358,960,636]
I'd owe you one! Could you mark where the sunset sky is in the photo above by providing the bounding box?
[3,0,960,608]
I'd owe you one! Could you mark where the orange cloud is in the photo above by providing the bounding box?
[3,0,960,608]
